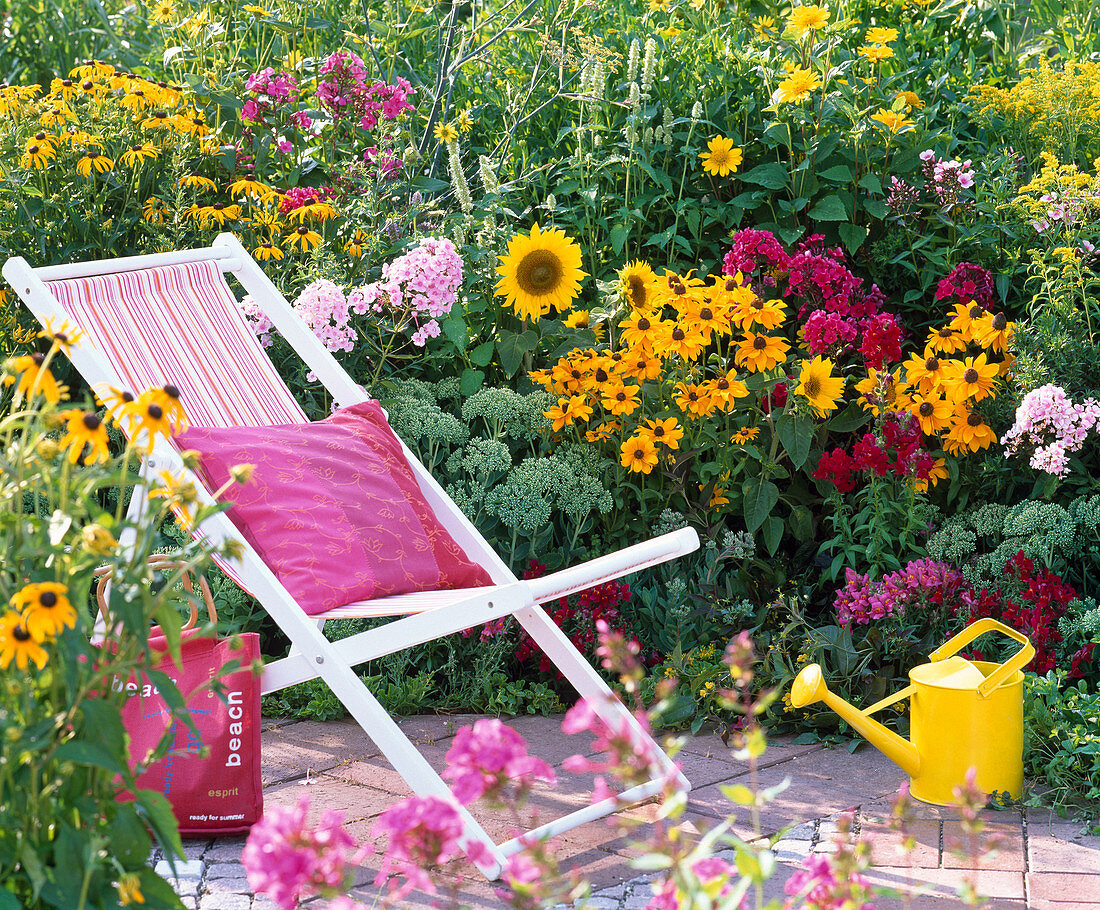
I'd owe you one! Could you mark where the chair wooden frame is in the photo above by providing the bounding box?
[4,233,698,880]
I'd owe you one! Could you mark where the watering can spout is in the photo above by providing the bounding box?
[791,664,921,779]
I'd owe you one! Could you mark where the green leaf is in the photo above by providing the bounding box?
[775,413,814,469]
[789,504,814,542]
[441,313,468,349]
[459,369,484,396]
[610,223,629,255]
[469,341,494,367]
[839,222,869,254]
[858,173,883,194]
[109,804,153,867]
[808,194,848,221]
[864,197,887,219]
[0,889,19,910]
[134,790,184,860]
[496,330,537,378]
[818,164,853,182]
[827,402,871,433]
[55,741,127,776]
[740,162,789,190]
[762,517,783,556]
[742,477,779,533]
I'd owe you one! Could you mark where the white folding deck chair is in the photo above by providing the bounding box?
[4,233,698,879]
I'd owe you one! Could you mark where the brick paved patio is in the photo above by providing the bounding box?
[156,714,1100,910]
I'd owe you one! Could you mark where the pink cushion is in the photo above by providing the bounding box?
[176,400,493,614]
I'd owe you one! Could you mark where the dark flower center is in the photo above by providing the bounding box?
[967,413,982,427]
[595,368,608,383]
[570,369,581,380]
[924,357,939,371]
[39,591,57,608]
[634,448,644,459]
[62,79,73,88]
[28,145,39,154]
[751,298,764,309]
[31,353,45,366]
[82,413,101,430]
[804,375,821,398]
[963,368,979,384]
[296,226,309,235]
[516,249,563,296]
[700,308,713,321]
[753,335,768,350]
[671,282,686,296]
[672,328,685,341]
[147,403,164,420]
[34,131,45,140]
[627,276,648,308]
[968,305,984,320]
[653,425,665,436]
[919,402,934,417]
[725,278,737,291]
[637,317,651,331]
[82,81,93,90]
[615,391,626,402]
[992,313,1007,331]
[717,378,730,390]
[12,625,30,642]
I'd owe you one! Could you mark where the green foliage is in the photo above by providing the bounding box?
[1024,672,1100,819]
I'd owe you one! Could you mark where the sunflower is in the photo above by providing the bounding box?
[495,223,587,322]
[0,612,49,670]
[620,435,659,474]
[58,410,110,464]
[617,260,658,311]
[793,355,845,417]
[284,225,323,251]
[731,427,761,444]
[3,353,65,403]
[860,45,895,63]
[11,582,76,640]
[76,151,114,176]
[787,4,829,37]
[870,109,912,134]
[698,135,743,177]
[564,310,591,329]
[735,332,790,372]
[776,66,822,104]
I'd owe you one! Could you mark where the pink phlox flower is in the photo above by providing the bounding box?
[293,279,356,353]
[241,794,366,910]
[371,795,467,899]
[442,718,556,804]
[239,294,275,347]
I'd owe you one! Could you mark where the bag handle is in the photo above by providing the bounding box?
[94,556,219,631]
[928,617,1034,698]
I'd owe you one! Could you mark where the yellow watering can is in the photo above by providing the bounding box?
[790,617,1034,806]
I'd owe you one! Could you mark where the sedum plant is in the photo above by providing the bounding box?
[0,329,240,909]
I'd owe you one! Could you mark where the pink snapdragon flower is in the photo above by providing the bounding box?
[1002,384,1100,477]
[241,794,367,910]
[442,718,556,805]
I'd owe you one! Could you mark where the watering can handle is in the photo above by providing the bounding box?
[928,617,1035,698]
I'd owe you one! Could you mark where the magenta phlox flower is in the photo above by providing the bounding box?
[241,794,367,910]
[371,795,468,899]
[562,697,665,798]
[722,228,790,283]
[784,853,875,910]
[239,294,275,347]
[934,262,994,309]
[442,719,556,804]
[645,855,746,910]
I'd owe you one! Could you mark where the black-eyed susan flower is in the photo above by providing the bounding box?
[181,111,211,137]
[58,409,110,464]
[621,347,663,382]
[150,469,199,525]
[180,172,217,191]
[707,373,750,408]
[947,353,999,403]
[601,382,641,417]
[902,351,952,394]
[3,353,65,403]
[698,135,743,177]
[120,143,159,166]
[96,385,141,424]
[50,77,79,100]
[731,427,761,444]
[76,151,114,176]
[142,196,169,224]
[735,332,790,372]
[141,109,173,130]
[132,391,176,449]
[21,142,55,169]
[620,435,658,474]
[147,384,188,432]
[284,224,322,251]
[198,201,241,227]
[663,323,707,361]
[39,104,75,128]
[544,398,572,431]
[793,355,845,417]
[12,582,77,640]
[924,324,967,356]
[674,381,716,417]
[618,312,667,350]
[731,294,787,332]
[970,311,1015,352]
[0,612,49,670]
[117,874,145,907]
[38,319,82,353]
[228,176,272,199]
[495,224,586,322]
[914,457,948,492]
[288,202,339,223]
[943,408,996,454]
[119,88,152,112]
[643,416,683,449]
[585,420,619,442]
[254,240,284,261]
[908,391,954,435]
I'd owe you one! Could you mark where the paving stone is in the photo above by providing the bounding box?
[203,876,250,894]
[179,898,196,910]
[202,841,246,864]
[861,865,1026,900]
[205,863,247,881]
[156,858,205,892]
[859,818,941,868]
[577,898,619,910]
[1027,815,1100,874]
[679,731,823,773]
[500,713,599,765]
[198,894,251,910]
[263,775,383,829]
[261,719,383,785]
[942,816,1025,872]
[251,895,280,909]
[1027,871,1100,903]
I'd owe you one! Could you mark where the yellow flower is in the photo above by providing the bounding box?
[649,0,671,10]
[793,355,845,417]
[142,197,169,224]
[564,310,591,329]
[658,26,681,39]
[870,109,912,134]
[699,135,743,177]
[456,109,474,132]
[708,487,730,508]
[150,470,200,526]
[544,397,573,431]
[970,311,1015,352]
[58,409,110,464]
[254,240,284,261]
[131,389,179,450]
[618,260,658,312]
[141,109,174,130]
[434,121,459,144]
[735,332,790,372]
[914,457,948,492]
[907,392,953,435]
[601,382,641,416]
[180,172,218,191]
[21,142,54,169]
[118,873,145,906]
[81,524,119,556]
[620,435,659,474]
[76,151,114,176]
[948,352,999,403]
[896,90,925,110]
[12,582,77,640]
[38,319,82,353]
[228,176,272,199]
[121,143,159,166]
[643,417,683,449]
[776,66,822,104]
[787,4,829,38]
[242,4,270,15]
[674,381,715,417]
[866,26,899,44]
[284,225,323,251]
[0,612,49,670]
[149,0,176,23]
[495,224,587,322]
[731,427,760,444]
[753,15,776,39]
[3,353,66,403]
[944,408,997,454]
[859,44,895,62]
